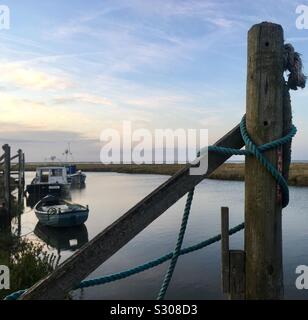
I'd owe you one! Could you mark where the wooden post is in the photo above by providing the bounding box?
[245,22,286,299]
[221,207,230,293]
[17,150,24,218]
[2,144,11,214]
[229,250,245,300]
[22,152,25,187]
[221,207,245,299]
[18,149,23,192]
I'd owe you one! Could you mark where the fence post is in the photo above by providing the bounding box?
[221,207,230,293]
[229,250,245,300]
[22,152,25,187]
[245,22,285,299]
[2,144,11,215]
[18,149,23,191]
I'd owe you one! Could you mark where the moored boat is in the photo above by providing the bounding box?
[34,195,89,227]
[66,165,86,186]
[26,167,70,197]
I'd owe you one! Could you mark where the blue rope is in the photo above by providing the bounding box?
[4,116,296,301]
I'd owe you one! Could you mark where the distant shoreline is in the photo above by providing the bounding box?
[24,162,308,187]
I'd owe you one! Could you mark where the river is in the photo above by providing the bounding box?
[16,171,308,299]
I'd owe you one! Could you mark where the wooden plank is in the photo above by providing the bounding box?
[20,123,244,300]
[10,154,19,161]
[245,22,285,299]
[221,207,230,293]
[229,250,245,300]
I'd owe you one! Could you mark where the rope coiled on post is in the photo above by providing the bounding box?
[4,116,296,301]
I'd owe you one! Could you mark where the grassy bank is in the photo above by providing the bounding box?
[24,162,308,186]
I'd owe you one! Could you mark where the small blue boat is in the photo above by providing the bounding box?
[34,195,89,227]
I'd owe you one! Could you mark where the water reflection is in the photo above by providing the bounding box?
[34,223,89,254]
[17,172,308,300]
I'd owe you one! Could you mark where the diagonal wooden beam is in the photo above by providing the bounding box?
[21,123,244,300]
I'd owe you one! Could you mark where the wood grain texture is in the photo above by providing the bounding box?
[245,22,286,299]
[229,250,245,300]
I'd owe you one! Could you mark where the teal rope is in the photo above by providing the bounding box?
[157,188,195,300]
[4,116,296,300]
[4,222,244,300]
[208,116,296,208]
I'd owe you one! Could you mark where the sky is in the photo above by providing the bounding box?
[0,0,308,162]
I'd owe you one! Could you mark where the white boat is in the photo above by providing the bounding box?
[26,167,70,197]
[34,195,89,227]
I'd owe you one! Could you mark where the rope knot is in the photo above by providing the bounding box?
[284,43,306,90]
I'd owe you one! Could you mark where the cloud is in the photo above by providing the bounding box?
[0,63,73,90]
[52,93,115,107]
[0,122,87,142]
[0,93,99,135]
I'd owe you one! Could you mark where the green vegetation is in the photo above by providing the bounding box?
[0,233,56,300]
[25,162,308,186]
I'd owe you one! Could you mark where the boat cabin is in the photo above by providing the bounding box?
[34,167,69,185]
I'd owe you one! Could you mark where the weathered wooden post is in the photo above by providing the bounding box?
[18,149,23,192]
[221,207,245,299]
[245,22,287,299]
[2,144,11,215]
[22,152,25,187]
[17,149,25,219]
[221,207,229,293]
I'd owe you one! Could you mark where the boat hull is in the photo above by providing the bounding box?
[68,173,86,185]
[35,210,89,227]
[26,183,70,198]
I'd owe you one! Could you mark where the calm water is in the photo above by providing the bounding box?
[15,172,308,300]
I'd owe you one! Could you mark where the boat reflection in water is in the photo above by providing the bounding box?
[34,223,89,254]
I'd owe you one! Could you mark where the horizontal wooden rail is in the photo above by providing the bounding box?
[10,154,19,161]
[20,123,244,300]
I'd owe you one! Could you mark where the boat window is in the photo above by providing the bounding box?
[40,170,49,183]
[51,169,63,177]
